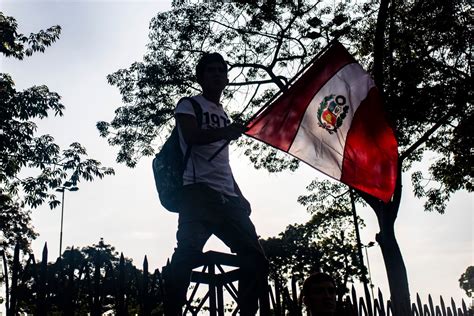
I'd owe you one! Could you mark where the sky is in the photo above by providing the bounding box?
[1,0,473,311]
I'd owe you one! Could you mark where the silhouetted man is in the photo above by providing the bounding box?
[164,53,268,316]
[302,273,338,316]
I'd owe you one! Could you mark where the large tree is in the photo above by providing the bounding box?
[98,1,471,315]
[0,12,114,255]
[348,1,471,313]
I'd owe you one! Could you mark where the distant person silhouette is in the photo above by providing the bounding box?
[163,52,268,316]
[302,272,338,316]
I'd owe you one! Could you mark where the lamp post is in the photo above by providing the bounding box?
[56,181,79,257]
[362,241,376,299]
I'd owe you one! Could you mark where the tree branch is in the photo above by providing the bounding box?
[373,0,390,88]
[208,19,279,40]
[229,62,287,90]
[400,108,456,162]
[227,78,286,87]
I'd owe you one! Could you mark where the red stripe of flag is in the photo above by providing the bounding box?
[341,87,398,202]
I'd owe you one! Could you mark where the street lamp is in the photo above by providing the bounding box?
[56,181,79,257]
[362,241,376,299]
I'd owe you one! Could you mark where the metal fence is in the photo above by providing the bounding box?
[1,244,472,316]
[1,243,163,315]
[267,275,472,316]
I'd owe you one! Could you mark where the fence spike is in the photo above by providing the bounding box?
[429,294,436,316]
[374,288,385,316]
[91,250,102,316]
[460,299,467,315]
[373,298,380,316]
[376,288,386,316]
[363,282,373,316]
[117,252,125,315]
[447,306,453,316]
[411,303,419,316]
[344,295,356,316]
[416,293,423,315]
[423,304,432,316]
[38,241,48,316]
[440,295,447,316]
[436,305,442,316]
[64,251,76,316]
[351,284,359,315]
[291,275,298,307]
[275,277,282,316]
[268,281,276,314]
[144,255,149,273]
[451,298,457,316]
[42,242,48,260]
[359,296,368,316]
[387,299,393,316]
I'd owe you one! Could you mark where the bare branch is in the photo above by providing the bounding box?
[400,108,457,162]
[227,78,285,87]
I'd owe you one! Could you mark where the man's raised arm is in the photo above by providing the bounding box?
[176,113,245,145]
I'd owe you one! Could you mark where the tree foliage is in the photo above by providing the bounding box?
[0,13,114,253]
[351,0,472,212]
[0,195,36,258]
[98,0,357,168]
[0,12,61,59]
[459,266,474,298]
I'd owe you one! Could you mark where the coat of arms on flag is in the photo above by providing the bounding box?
[317,94,349,134]
[245,41,398,203]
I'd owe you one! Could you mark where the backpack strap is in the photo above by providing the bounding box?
[188,98,203,128]
[177,97,203,183]
[176,97,203,128]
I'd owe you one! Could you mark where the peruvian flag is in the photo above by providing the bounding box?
[245,42,398,203]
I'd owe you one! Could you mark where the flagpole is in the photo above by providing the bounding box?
[349,188,371,293]
[208,40,338,162]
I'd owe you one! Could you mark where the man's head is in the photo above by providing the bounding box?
[302,272,337,315]
[195,52,229,94]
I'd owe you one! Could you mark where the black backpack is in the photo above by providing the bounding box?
[152,97,202,213]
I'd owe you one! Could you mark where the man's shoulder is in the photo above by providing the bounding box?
[177,94,204,103]
[176,96,197,111]
[177,95,194,106]
[176,95,206,109]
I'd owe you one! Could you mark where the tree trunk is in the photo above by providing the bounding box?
[372,0,412,313]
[359,166,411,316]
[375,204,411,315]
